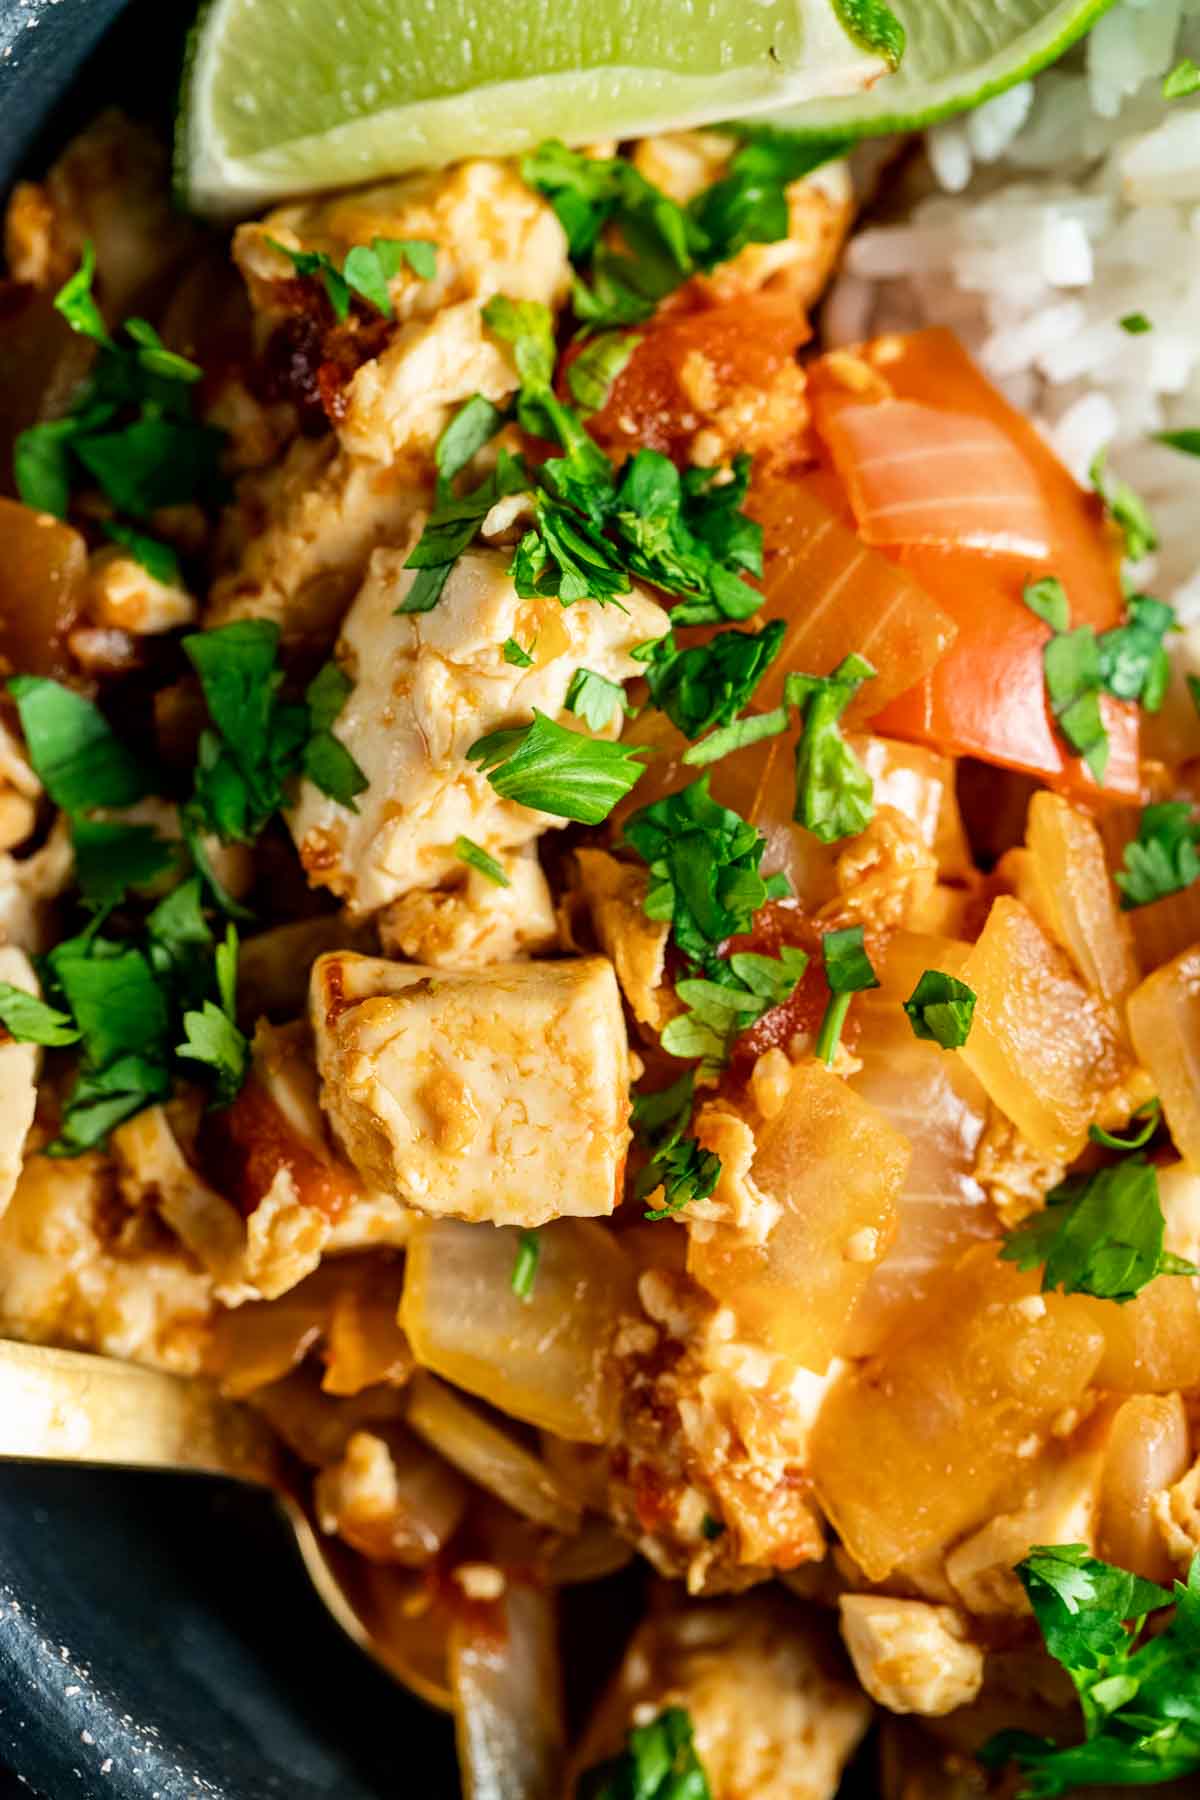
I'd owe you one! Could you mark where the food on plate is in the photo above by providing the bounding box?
[4,0,1200,1793]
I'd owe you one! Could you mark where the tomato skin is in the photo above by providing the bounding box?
[808,330,1138,800]
[579,290,811,466]
[201,1076,358,1218]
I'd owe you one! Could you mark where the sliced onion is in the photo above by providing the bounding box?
[687,1059,910,1372]
[845,995,995,1357]
[401,1218,636,1444]
[1127,945,1200,1167]
[406,1372,582,1535]
[322,1257,412,1397]
[248,1367,408,1466]
[451,1582,565,1800]
[960,897,1138,1160]
[1097,1392,1191,1584]
[1023,791,1139,1004]
[541,1517,634,1586]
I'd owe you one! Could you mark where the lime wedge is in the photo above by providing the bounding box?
[757,0,1117,135]
[179,0,893,216]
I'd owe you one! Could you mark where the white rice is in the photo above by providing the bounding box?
[826,0,1200,633]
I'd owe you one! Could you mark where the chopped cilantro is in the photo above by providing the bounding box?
[267,235,435,320]
[577,1705,712,1800]
[302,661,368,810]
[786,654,875,844]
[53,241,114,347]
[903,970,977,1049]
[681,706,789,770]
[631,1072,722,1222]
[175,924,248,1107]
[0,982,80,1047]
[1114,802,1200,910]
[1097,594,1175,712]
[662,944,808,1070]
[1157,428,1200,459]
[1164,57,1200,99]
[1119,312,1153,335]
[623,777,789,968]
[70,819,178,911]
[510,1229,540,1300]
[146,876,217,1012]
[980,1547,1200,1796]
[1090,1098,1161,1153]
[502,637,535,669]
[454,836,509,887]
[468,710,647,823]
[1001,1156,1197,1304]
[1090,448,1158,562]
[643,621,786,741]
[184,620,307,844]
[42,935,174,1154]
[7,676,152,814]
[689,127,852,262]
[1024,576,1070,632]
[564,667,629,732]
[102,521,182,588]
[400,445,530,613]
[814,925,878,1067]
[434,394,507,494]
[566,330,641,414]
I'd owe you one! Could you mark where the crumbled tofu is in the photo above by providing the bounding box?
[973,1105,1067,1231]
[0,716,40,855]
[311,951,630,1227]
[0,947,42,1218]
[1154,1456,1200,1571]
[0,1148,212,1373]
[944,1429,1107,1616]
[453,1562,507,1602]
[838,1596,984,1717]
[574,1592,871,1800]
[86,549,196,636]
[237,158,568,338]
[313,1426,467,1565]
[0,814,74,955]
[378,845,556,968]
[207,436,426,650]
[287,540,666,914]
[686,1107,782,1247]
[573,849,673,1031]
[819,806,937,937]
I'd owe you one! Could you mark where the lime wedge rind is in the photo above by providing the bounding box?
[179,0,889,216]
[754,0,1117,137]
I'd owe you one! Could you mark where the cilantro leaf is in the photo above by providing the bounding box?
[481,294,557,388]
[435,395,506,494]
[980,1549,1200,1798]
[1164,58,1200,99]
[511,1229,540,1300]
[815,925,878,1066]
[1090,448,1158,562]
[122,317,203,384]
[564,668,629,732]
[0,982,80,1047]
[454,836,509,887]
[302,661,368,810]
[624,777,788,967]
[1157,428,1200,458]
[681,705,789,770]
[468,710,647,823]
[689,128,849,261]
[1115,802,1200,910]
[75,415,225,519]
[47,938,171,1072]
[577,1706,712,1800]
[612,450,762,623]
[631,1073,722,1222]
[1001,1157,1197,1304]
[47,1053,173,1156]
[54,241,114,346]
[70,820,178,910]
[904,970,977,1049]
[1090,1099,1161,1152]
[643,621,786,741]
[786,654,875,843]
[401,447,530,612]
[175,924,248,1107]
[662,944,808,1070]
[511,495,631,604]
[183,619,308,842]
[502,638,534,669]
[7,676,151,814]
[269,235,435,321]
[1097,595,1175,712]
[146,876,216,1012]
[1024,576,1070,632]
[102,521,182,587]
[566,330,642,414]
[1120,312,1152,335]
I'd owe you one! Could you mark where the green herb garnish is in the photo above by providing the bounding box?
[454,836,510,887]
[1114,802,1200,911]
[511,1229,540,1300]
[631,1072,722,1222]
[903,970,977,1048]
[814,925,878,1066]
[577,1706,712,1800]
[1001,1157,1197,1304]
[787,654,876,843]
[267,235,436,320]
[564,668,629,732]
[468,710,647,823]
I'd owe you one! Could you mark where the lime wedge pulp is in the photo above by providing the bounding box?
[757,0,1118,136]
[179,0,893,216]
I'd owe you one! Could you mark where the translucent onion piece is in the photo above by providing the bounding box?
[401,1218,635,1444]
[959,897,1136,1160]
[0,495,87,679]
[406,1372,581,1535]
[322,1258,412,1397]
[747,469,958,719]
[248,1367,408,1467]
[844,996,994,1358]
[541,1517,634,1586]
[1023,791,1139,1004]
[1077,1279,1200,1396]
[687,1060,910,1372]
[810,1244,1106,1580]
[1097,1392,1191,1585]
[857,735,973,882]
[1127,944,1200,1167]
[451,1582,565,1800]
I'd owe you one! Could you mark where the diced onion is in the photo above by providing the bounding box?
[401,1218,636,1444]
[451,1582,565,1800]
[1127,945,1200,1167]
[1022,791,1138,1004]
[406,1372,582,1535]
[1097,1392,1190,1584]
